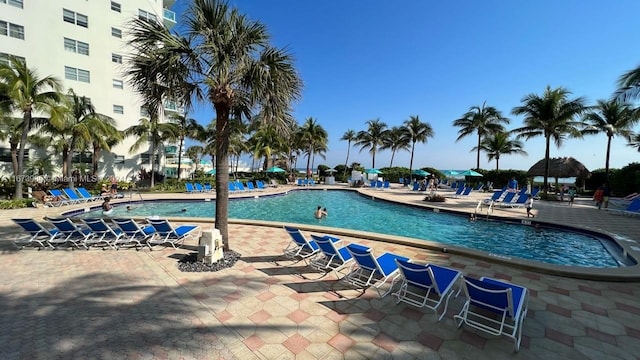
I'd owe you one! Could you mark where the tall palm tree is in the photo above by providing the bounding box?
[582,99,639,180]
[615,64,640,102]
[298,117,328,176]
[473,132,527,172]
[402,115,434,181]
[168,112,204,179]
[126,0,301,250]
[381,126,410,167]
[124,114,179,188]
[355,119,388,168]
[185,145,204,174]
[340,129,356,175]
[0,56,63,199]
[453,102,510,170]
[511,86,587,194]
[628,132,640,151]
[90,130,122,177]
[44,89,117,188]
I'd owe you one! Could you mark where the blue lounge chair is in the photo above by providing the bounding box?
[46,217,95,249]
[246,181,257,191]
[256,180,266,190]
[147,219,200,249]
[308,234,353,277]
[235,181,247,191]
[459,186,473,197]
[63,188,88,204]
[185,182,196,193]
[412,181,420,191]
[48,189,73,206]
[382,180,390,190]
[393,259,462,321]
[11,218,60,249]
[82,218,123,249]
[607,198,640,216]
[496,192,516,207]
[473,183,484,191]
[194,183,205,192]
[455,276,529,352]
[111,218,156,249]
[77,187,102,202]
[448,185,465,198]
[283,226,321,261]
[204,183,213,192]
[228,182,237,193]
[343,244,409,297]
[483,190,505,205]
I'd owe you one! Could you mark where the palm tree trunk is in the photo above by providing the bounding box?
[10,142,18,175]
[389,150,395,167]
[178,136,184,179]
[476,133,481,170]
[372,148,376,169]
[14,112,31,200]
[214,102,231,251]
[495,156,499,172]
[605,135,612,181]
[409,142,415,183]
[92,142,99,176]
[305,149,312,178]
[344,141,351,176]
[149,142,155,188]
[543,136,551,195]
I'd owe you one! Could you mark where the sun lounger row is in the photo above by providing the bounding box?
[283,225,529,352]
[11,218,201,250]
[230,180,267,192]
[296,178,316,186]
[44,187,105,207]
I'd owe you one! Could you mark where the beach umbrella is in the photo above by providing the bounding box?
[458,169,483,177]
[207,169,216,175]
[265,166,286,173]
[441,170,460,177]
[411,169,430,177]
[365,168,383,174]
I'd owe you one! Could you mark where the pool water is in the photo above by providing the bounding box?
[80,190,620,268]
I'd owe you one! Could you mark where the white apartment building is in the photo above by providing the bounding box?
[0,0,184,181]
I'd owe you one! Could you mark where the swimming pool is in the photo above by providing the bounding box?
[77,190,622,268]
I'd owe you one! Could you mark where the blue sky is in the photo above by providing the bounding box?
[172,0,640,171]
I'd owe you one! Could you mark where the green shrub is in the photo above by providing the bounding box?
[0,199,36,209]
[423,194,446,202]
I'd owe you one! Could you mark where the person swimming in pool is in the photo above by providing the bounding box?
[314,206,327,219]
[102,197,113,215]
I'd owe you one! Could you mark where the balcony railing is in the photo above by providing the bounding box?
[163,8,176,29]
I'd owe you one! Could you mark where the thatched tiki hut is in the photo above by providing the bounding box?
[527,157,590,191]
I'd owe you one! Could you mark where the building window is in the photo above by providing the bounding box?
[111,27,122,38]
[0,52,25,66]
[140,107,150,117]
[64,38,89,55]
[138,9,157,23]
[64,66,90,83]
[1,0,23,9]
[111,53,122,64]
[0,147,28,162]
[113,105,124,114]
[114,155,125,164]
[0,21,24,40]
[112,79,123,89]
[140,153,159,165]
[63,9,88,28]
[110,1,121,12]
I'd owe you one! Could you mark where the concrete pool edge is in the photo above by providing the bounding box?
[60,187,640,281]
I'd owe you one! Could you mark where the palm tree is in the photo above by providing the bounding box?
[582,99,639,180]
[511,86,587,194]
[473,132,527,171]
[126,0,301,250]
[355,119,388,168]
[615,64,640,102]
[168,113,204,179]
[402,115,434,181]
[381,126,410,167]
[185,145,204,174]
[628,132,640,151]
[90,131,122,177]
[298,117,328,177]
[340,129,356,175]
[124,114,179,188]
[0,56,63,199]
[453,102,510,170]
[44,89,118,188]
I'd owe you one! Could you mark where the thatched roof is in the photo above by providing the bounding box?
[527,157,590,178]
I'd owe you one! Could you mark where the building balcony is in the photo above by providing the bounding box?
[163,99,183,114]
[163,8,176,29]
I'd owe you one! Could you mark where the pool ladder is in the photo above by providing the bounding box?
[476,200,493,219]
[129,189,144,205]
